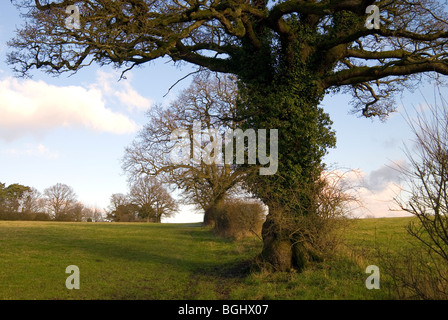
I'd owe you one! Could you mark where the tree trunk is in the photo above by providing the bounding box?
[260,211,293,271]
[260,207,321,272]
[249,80,333,271]
[203,204,217,227]
[203,195,225,227]
[236,40,336,272]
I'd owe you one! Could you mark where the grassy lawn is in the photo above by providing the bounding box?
[0,217,417,300]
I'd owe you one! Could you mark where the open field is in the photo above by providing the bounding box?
[0,217,416,300]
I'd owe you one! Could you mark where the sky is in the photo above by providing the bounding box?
[0,2,438,222]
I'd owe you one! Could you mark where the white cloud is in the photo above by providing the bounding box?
[3,143,59,159]
[90,70,153,112]
[0,76,139,141]
[355,181,406,218]
[115,83,153,111]
[328,165,411,218]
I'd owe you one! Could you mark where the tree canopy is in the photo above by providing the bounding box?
[0,182,31,213]
[8,0,448,117]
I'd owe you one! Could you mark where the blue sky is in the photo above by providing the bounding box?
[0,2,434,221]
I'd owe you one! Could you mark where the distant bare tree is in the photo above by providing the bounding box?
[20,187,46,219]
[106,193,130,222]
[20,188,42,213]
[108,193,128,212]
[129,176,177,223]
[92,207,104,222]
[123,72,252,226]
[68,201,87,222]
[79,206,103,222]
[43,183,77,221]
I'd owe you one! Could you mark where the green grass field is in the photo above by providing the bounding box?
[0,217,416,300]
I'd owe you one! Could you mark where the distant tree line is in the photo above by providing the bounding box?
[0,182,103,222]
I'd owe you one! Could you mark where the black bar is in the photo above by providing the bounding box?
[0,300,445,318]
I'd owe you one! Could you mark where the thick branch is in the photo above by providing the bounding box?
[323,60,448,88]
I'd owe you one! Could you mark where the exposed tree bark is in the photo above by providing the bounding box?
[260,208,293,271]
[203,204,217,227]
[203,195,225,227]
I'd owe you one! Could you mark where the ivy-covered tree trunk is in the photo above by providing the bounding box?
[256,85,335,270]
[260,208,294,271]
[238,46,336,270]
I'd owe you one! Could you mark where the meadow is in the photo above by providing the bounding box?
[0,217,416,300]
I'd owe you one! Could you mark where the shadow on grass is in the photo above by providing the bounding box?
[18,222,258,278]
[194,259,254,279]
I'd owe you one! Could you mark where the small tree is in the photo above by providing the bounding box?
[397,100,448,261]
[20,187,47,219]
[393,94,448,298]
[81,206,104,222]
[43,183,77,220]
[108,193,128,210]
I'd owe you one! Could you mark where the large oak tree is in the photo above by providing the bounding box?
[8,0,448,271]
